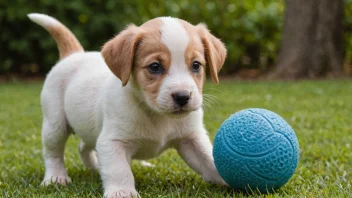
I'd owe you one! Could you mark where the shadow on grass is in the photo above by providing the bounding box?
[131,163,272,197]
[10,160,281,197]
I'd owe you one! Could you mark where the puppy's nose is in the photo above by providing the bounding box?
[172,91,191,107]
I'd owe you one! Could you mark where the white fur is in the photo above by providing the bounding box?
[28,13,59,28]
[38,16,225,197]
[160,17,189,57]
[158,17,202,114]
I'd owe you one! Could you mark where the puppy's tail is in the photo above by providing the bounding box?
[28,13,84,59]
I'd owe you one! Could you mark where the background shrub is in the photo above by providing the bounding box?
[0,0,351,76]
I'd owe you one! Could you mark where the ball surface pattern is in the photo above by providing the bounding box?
[213,108,299,192]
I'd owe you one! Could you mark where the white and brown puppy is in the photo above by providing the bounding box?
[28,13,227,197]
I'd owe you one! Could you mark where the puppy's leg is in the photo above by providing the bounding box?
[97,139,138,198]
[41,117,71,186]
[79,141,98,170]
[177,130,226,185]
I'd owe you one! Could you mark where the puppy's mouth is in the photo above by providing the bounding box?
[155,105,200,118]
[172,108,188,115]
[170,105,200,115]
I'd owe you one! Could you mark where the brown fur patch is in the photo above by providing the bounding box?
[47,24,84,59]
[179,20,206,93]
[196,24,227,84]
[101,25,144,86]
[133,19,172,106]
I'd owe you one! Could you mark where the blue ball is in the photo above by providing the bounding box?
[213,108,299,193]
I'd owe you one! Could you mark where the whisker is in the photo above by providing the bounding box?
[203,94,218,100]
[203,97,217,104]
[202,101,216,117]
[202,93,219,118]
[203,94,219,105]
[203,87,222,92]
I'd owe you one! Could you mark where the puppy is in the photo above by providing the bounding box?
[28,13,227,198]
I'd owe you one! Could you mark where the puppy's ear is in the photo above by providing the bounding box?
[102,25,144,86]
[197,24,227,84]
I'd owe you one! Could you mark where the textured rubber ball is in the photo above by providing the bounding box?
[213,108,299,193]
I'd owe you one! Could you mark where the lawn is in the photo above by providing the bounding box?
[0,80,351,198]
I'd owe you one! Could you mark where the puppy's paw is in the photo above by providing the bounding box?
[104,188,139,198]
[202,173,227,186]
[140,160,155,168]
[41,175,71,186]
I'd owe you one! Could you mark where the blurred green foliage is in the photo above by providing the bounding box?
[1,0,351,76]
[344,0,352,74]
[0,0,284,75]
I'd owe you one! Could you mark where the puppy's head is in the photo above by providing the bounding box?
[102,17,226,117]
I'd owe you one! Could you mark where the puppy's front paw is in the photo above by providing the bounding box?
[140,160,155,168]
[202,173,227,186]
[41,175,71,186]
[104,188,139,198]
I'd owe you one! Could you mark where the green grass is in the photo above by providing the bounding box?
[0,80,351,197]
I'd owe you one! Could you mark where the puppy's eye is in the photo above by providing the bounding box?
[148,62,164,74]
[192,61,201,72]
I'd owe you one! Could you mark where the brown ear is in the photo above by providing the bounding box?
[197,24,227,84]
[101,25,144,86]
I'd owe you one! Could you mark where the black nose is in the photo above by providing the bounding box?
[172,91,190,107]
